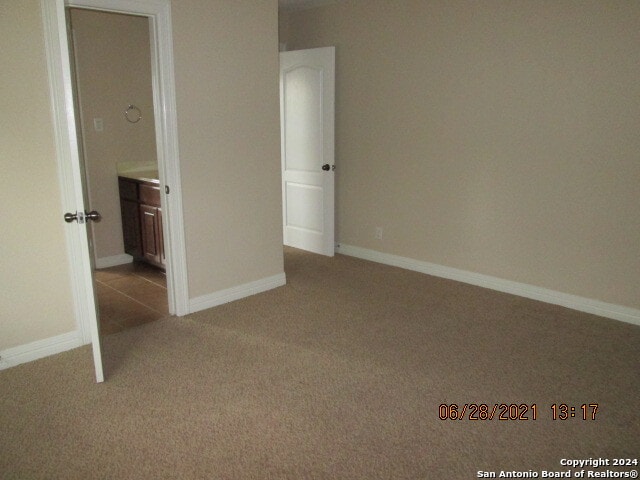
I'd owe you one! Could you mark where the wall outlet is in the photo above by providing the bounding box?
[93,117,103,132]
[375,226,383,240]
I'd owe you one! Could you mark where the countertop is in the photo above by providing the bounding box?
[118,170,159,184]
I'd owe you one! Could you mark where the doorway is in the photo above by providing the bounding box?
[67,7,168,335]
[43,0,188,382]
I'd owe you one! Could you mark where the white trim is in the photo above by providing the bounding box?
[95,254,133,269]
[0,332,84,371]
[336,244,640,327]
[146,3,190,317]
[189,274,287,314]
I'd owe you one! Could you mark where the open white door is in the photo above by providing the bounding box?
[42,0,104,382]
[280,47,335,256]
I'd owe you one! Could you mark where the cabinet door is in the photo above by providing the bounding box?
[121,199,142,257]
[140,204,162,267]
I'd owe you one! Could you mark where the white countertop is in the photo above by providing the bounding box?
[118,169,159,184]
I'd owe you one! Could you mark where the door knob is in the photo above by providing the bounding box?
[85,210,101,222]
[322,164,330,171]
[64,210,102,223]
[64,212,78,223]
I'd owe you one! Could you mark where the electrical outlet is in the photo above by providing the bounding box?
[93,117,103,132]
[375,226,383,240]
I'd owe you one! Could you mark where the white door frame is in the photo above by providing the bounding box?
[41,0,189,381]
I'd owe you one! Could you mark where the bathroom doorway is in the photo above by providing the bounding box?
[68,8,167,335]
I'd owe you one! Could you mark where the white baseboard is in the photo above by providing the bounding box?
[0,331,85,371]
[336,244,640,327]
[95,253,133,269]
[189,273,287,314]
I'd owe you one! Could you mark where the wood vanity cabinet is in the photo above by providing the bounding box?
[118,177,165,270]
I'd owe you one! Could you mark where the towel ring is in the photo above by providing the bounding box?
[124,104,142,123]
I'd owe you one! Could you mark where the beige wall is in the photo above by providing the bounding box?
[0,1,77,350]
[278,9,290,50]
[172,0,284,297]
[70,9,157,261]
[283,0,640,310]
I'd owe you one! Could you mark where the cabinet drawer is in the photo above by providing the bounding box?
[139,183,161,207]
[118,178,138,201]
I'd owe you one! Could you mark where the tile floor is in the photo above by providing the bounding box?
[94,261,169,335]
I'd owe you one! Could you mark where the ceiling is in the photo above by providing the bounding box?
[278,0,341,12]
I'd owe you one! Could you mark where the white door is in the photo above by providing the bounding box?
[42,0,105,382]
[280,47,335,256]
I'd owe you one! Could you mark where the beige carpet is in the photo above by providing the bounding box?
[1,248,638,479]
